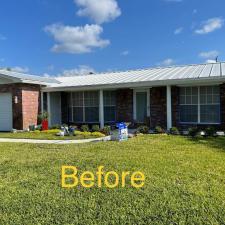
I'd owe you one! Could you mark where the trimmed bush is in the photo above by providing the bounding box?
[91,132,105,138]
[41,129,61,134]
[92,125,100,132]
[205,127,216,137]
[81,125,89,132]
[170,127,180,135]
[137,126,149,134]
[101,126,111,136]
[188,127,199,137]
[155,126,164,134]
[74,131,83,136]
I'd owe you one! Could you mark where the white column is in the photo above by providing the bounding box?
[167,85,172,130]
[133,90,136,120]
[47,92,51,127]
[99,90,104,129]
[41,91,44,113]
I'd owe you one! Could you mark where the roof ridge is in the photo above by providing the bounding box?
[57,62,224,78]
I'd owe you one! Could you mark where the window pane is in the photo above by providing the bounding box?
[180,88,185,95]
[186,87,191,95]
[192,95,198,104]
[200,105,220,123]
[72,92,83,106]
[180,95,185,104]
[186,95,192,104]
[104,106,116,122]
[200,94,206,104]
[213,95,220,104]
[84,91,99,107]
[73,107,83,122]
[192,87,198,95]
[104,91,116,106]
[85,107,99,122]
[180,105,198,123]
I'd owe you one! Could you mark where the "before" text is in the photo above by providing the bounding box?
[61,166,145,189]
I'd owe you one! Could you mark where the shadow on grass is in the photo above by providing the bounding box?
[187,136,225,152]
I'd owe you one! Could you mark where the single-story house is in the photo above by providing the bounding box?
[1,62,225,131]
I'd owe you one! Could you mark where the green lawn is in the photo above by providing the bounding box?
[0,135,225,225]
[0,132,103,140]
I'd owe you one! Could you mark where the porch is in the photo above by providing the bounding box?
[42,83,224,131]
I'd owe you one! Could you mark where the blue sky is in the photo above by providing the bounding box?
[0,0,225,76]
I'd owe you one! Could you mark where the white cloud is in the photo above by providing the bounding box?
[11,66,29,73]
[59,65,95,76]
[158,58,176,66]
[195,17,224,34]
[121,50,129,56]
[0,34,7,40]
[74,0,121,24]
[199,50,219,59]
[45,23,110,54]
[174,27,183,35]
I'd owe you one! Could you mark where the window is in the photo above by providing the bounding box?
[180,86,220,124]
[104,91,116,122]
[70,91,99,123]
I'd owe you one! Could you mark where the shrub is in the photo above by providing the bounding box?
[82,132,92,137]
[92,125,100,132]
[41,129,61,134]
[38,111,49,123]
[188,127,199,137]
[33,130,41,133]
[205,127,216,137]
[170,127,180,135]
[81,125,89,132]
[155,126,164,134]
[137,126,149,134]
[91,132,105,138]
[74,130,83,136]
[101,126,111,136]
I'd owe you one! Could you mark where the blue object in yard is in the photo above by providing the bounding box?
[69,127,75,136]
[117,122,128,141]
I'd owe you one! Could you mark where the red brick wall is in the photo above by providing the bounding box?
[0,83,41,130]
[171,86,180,128]
[116,89,133,122]
[150,86,167,129]
[22,86,40,129]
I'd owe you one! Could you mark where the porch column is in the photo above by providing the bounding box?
[47,92,51,127]
[167,85,172,130]
[99,90,104,128]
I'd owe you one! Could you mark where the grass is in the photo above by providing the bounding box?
[0,135,225,224]
[0,131,103,140]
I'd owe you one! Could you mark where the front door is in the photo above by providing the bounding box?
[136,92,147,122]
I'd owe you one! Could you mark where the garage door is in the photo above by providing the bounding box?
[0,93,12,131]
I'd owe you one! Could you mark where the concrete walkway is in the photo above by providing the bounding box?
[0,136,111,144]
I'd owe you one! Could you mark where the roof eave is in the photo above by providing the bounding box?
[41,76,225,92]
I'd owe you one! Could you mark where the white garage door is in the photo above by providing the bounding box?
[0,93,13,131]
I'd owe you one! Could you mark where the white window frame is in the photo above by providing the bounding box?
[179,86,220,125]
[69,91,99,123]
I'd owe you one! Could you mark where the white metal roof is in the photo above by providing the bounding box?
[43,62,225,91]
[0,69,58,85]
